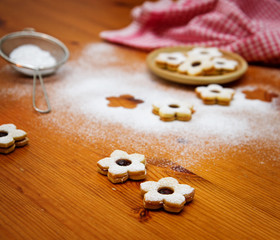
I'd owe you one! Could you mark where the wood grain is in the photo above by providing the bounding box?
[0,1,280,240]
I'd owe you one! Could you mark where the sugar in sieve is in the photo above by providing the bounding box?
[0,28,69,113]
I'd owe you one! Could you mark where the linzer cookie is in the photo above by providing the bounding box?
[140,177,195,213]
[155,52,186,71]
[153,47,241,78]
[0,124,28,154]
[212,57,238,72]
[178,56,214,76]
[97,150,146,183]
[187,47,222,59]
[195,84,235,105]
[152,99,194,121]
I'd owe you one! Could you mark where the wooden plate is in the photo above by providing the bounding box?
[146,46,248,85]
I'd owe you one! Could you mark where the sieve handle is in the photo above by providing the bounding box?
[32,70,51,113]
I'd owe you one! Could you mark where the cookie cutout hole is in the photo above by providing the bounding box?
[0,131,8,137]
[242,88,278,102]
[106,94,144,109]
[116,159,132,166]
[211,90,221,93]
[200,51,209,55]
[158,187,174,195]
[168,104,179,108]
[191,61,201,67]
[167,57,176,60]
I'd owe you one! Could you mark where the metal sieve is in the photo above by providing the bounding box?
[0,28,69,113]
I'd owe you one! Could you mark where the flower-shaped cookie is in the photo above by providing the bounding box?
[178,56,214,76]
[187,47,222,59]
[0,124,27,154]
[152,99,194,121]
[195,84,235,105]
[140,177,195,213]
[155,52,186,71]
[212,57,238,71]
[97,150,146,183]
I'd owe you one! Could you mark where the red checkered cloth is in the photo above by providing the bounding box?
[100,0,280,63]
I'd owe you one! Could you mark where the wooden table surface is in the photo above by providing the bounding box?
[0,1,280,239]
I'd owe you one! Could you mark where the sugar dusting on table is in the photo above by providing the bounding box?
[39,43,278,167]
[3,42,279,167]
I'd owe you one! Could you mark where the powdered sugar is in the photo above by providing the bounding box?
[10,44,56,68]
[2,42,279,167]
[44,44,280,155]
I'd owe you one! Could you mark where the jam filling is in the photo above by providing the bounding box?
[192,61,201,67]
[0,131,8,137]
[167,56,177,60]
[211,90,220,93]
[116,159,132,166]
[168,104,179,108]
[158,187,174,195]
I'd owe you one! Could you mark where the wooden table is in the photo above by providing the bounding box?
[0,1,280,239]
